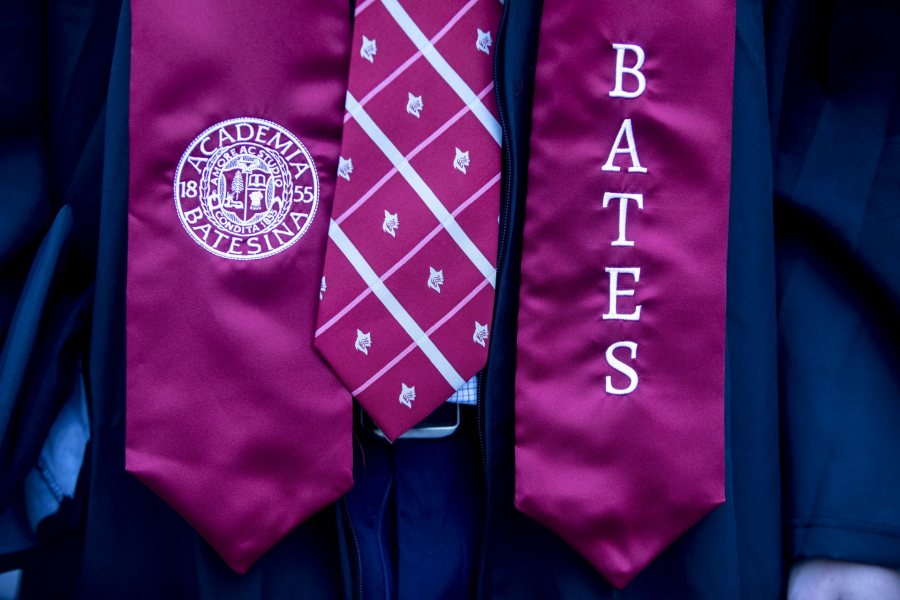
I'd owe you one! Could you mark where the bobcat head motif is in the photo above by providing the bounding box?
[428,267,445,293]
[338,156,353,181]
[399,383,416,409]
[406,93,424,118]
[454,148,470,174]
[355,329,372,356]
[473,321,489,347]
[476,28,492,54]
[383,210,399,237]
[360,35,377,63]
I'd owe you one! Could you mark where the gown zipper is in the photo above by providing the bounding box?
[478,0,513,480]
[341,497,364,600]
[492,0,516,274]
[476,0,514,597]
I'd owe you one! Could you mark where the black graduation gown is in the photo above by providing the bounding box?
[1,0,898,598]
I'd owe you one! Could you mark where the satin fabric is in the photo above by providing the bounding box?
[514,0,735,588]
[8,0,900,597]
[125,0,354,572]
[313,0,502,441]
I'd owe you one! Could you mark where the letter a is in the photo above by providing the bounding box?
[609,43,646,99]
[602,119,648,173]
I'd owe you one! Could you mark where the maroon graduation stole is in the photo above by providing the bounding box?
[514,0,735,588]
[125,0,353,572]
[124,0,735,584]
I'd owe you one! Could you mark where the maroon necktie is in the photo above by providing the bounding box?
[514,0,735,589]
[314,0,502,441]
[125,0,353,572]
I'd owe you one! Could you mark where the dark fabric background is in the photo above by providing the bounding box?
[1,0,898,598]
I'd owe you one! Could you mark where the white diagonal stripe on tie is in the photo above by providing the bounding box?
[380,0,502,146]
[327,219,466,390]
[345,91,497,287]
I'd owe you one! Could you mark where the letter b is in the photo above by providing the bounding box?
[183,207,204,225]
[609,43,646,99]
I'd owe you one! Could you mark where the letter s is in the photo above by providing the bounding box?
[605,341,639,395]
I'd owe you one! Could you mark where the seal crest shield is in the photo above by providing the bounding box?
[174,117,319,260]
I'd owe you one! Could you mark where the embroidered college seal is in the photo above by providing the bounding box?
[174,117,319,260]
